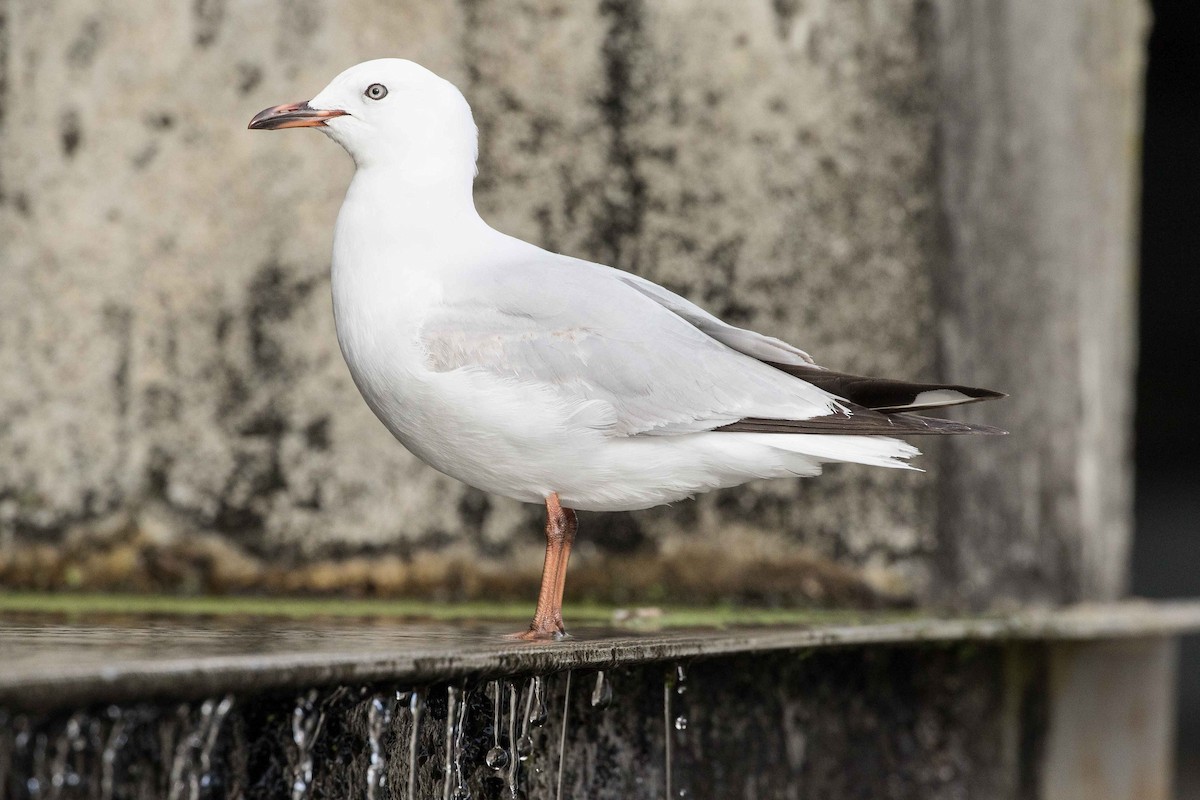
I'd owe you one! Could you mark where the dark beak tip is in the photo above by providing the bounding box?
[248,101,347,131]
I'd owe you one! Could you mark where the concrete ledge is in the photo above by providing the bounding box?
[2,600,1196,799]
[2,600,1197,711]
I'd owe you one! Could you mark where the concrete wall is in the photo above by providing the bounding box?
[0,1,1145,607]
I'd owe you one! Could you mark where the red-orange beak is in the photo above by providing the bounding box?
[247,101,347,130]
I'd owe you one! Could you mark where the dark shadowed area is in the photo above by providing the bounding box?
[1132,0,1200,791]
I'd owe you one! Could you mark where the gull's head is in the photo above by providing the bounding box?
[248,59,478,179]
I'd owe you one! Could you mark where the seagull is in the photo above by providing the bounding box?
[249,59,1004,640]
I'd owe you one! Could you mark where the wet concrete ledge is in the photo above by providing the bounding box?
[3,600,1198,712]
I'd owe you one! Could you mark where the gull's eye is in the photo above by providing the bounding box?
[365,83,388,101]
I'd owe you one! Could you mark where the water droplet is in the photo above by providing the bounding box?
[528,676,548,728]
[590,671,613,709]
[675,664,688,695]
[674,715,688,731]
[486,746,509,770]
[517,735,533,761]
[678,789,690,798]
[452,788,471,800]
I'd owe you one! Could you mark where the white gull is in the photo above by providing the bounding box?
[249,59,1004,639]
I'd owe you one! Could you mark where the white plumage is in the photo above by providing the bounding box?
[249,58,1000,636]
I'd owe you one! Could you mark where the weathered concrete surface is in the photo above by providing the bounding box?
[2,602,1195,798]
[2,600,1196,711]
[0,2,1145,606]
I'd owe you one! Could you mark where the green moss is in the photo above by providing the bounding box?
[0,591,911,629]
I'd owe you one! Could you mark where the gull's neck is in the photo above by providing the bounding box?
[343,161,487,242]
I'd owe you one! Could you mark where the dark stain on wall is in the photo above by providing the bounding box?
[589,0,649,269]
[145,112,175,131]
[245,262,315,376]
[103,304,134,422]
[66,17,102,69]
[303,416,331,451]
[60,109,83,158]
[771,0,801,41]
[193,0,226,48]
[236,62,263,96]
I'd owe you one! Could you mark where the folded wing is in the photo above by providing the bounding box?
[422,253,1004,438]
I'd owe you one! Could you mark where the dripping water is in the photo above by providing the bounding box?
[672,665,689,798]
[407,689,424,800]
[163,695,234,800]
[518,677,536,764]
[527,675,547,729]
[365,692,396,800]
[442,685,459,800]
[47,712,85,798]
[485,680,509,771]
[290,689,328,800]
[99,707,128,800]
[29,729,49,800]
[663,671,673,800]
[199,695,234,793]
[556,671,572,800]
[505,681,520,799]
[590,670,613,710]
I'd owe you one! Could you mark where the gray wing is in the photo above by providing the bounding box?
[600,262,1004,415]
[604,267,817,366]
[420,257,841,437]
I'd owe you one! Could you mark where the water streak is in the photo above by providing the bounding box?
[365,693,395,800]
[290,690,328,800]
[442,686,459,800]
[556,671,572,800]
[47,712,85,799]
[505,682,520,798]
[671,664,689,799]
[485,680,508,771]
[407,689,424,800]
[29,730,49,799]
[527,675,547,729]
[453,685,470,799]
[590,670,612,709]
[166,705,192,800]
[441,683,471,800]
[99,709,128,800]
[199,695,235,791]
[663,673,673,800]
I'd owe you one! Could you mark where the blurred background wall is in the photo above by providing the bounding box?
[0,1,1148,613]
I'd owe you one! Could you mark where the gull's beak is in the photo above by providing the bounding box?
[247,101,347,130]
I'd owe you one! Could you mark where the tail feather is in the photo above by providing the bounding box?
[718,411,1006,436]
[745,432,922,471]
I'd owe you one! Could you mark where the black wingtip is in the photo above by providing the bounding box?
[963,387,1007,401]
[765,362,1007,413]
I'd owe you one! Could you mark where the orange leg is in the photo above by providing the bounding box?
[517,493,578,640]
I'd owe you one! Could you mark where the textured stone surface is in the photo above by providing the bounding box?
[3,600,1197,710]
[0,644,1023,800]
[0,604,1189,799]
[0,1,1143,606]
